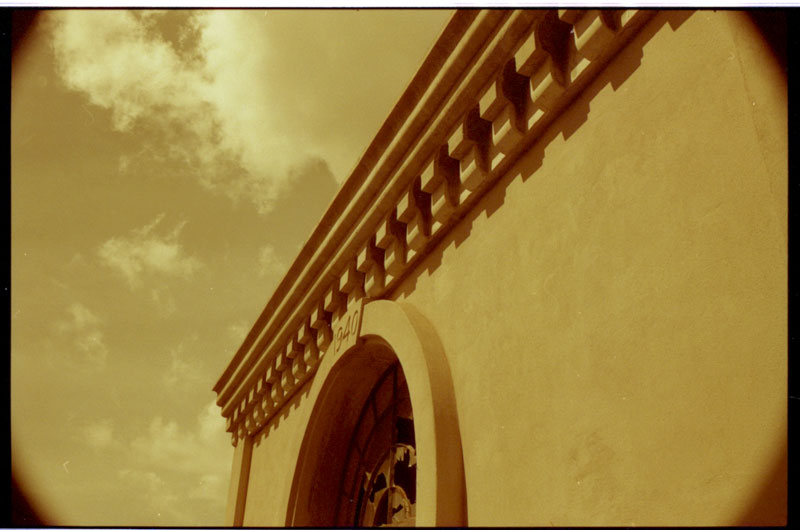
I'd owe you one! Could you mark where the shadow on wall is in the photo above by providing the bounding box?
[399,8,787,303]
[395,10,696,300]
[394,10,787,523]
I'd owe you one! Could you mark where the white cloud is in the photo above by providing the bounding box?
[257,243,289,298]
[124,401,231,523]
[74,330,109,368]
[46,10,449,215]
[83,418,115,449]
[227,322,248,343]
[188,473,225,502]
[131,401,230,476]
[115,468,186,524]
[150,286,177,318]
[65,251,89,270]
[46,10,310,214]
[226,321,250,354]
[132,417,186,468]
[258,243,286,278]
[197,400,226,444]
[117,469,165,493]
[50,11,198,131]
[117,154,131,174]
[98,214,201,288]
[162,335,205,389]
[54,302,109,369]
[63,302,100,330]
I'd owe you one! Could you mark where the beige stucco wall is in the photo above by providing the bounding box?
[392,10,786,527]
[235,10,785,526]
[240,383,315,525]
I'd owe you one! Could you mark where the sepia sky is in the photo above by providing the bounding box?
[10,9,452,525]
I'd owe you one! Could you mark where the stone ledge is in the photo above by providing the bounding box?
[215,8,655,446]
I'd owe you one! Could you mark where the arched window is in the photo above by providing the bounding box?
[334,362,416,526]
[287,301,466,527]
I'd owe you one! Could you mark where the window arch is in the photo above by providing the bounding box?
[286,300,466,527]
[335,361,417,526]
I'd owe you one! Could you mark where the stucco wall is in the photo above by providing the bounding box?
[240,382,315,525]
[392,10,786,526]
[236,10,785,526]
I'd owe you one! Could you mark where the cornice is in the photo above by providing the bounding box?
[214,8,657,445]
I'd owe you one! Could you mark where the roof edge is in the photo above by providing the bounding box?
[214,8,659,444]
[213,9,486,394]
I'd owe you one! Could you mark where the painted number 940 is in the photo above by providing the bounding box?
[333,300,363,356]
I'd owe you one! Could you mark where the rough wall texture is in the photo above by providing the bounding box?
[238,10,786,526]
[241,384,314,525]
[392,10,786,526]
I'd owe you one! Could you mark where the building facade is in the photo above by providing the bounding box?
[214,9,786,526]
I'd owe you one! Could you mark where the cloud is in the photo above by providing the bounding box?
[60,302,101,330]
[46,10,310,214]
[131,401,230,476]
[74,330,109,368]
[257,243,290,299]
[117,154,131,174]
[225,321,250,355]
[82,418,116,449]
[49,11,202,131]
[98,213,201,288]
[258,243,286,278]
[150,286,177,318]
[161,335,205,389]
[227,322,248,344]
[188,473,225,502]
[46,10,450,214]
[54,302,109,369]
[124,401,231,523]
[115,468,186,524]
[197,400,228,444]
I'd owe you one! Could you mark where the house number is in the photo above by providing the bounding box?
[333,297,364,356]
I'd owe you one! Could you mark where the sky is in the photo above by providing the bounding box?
[10,9,453,525]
